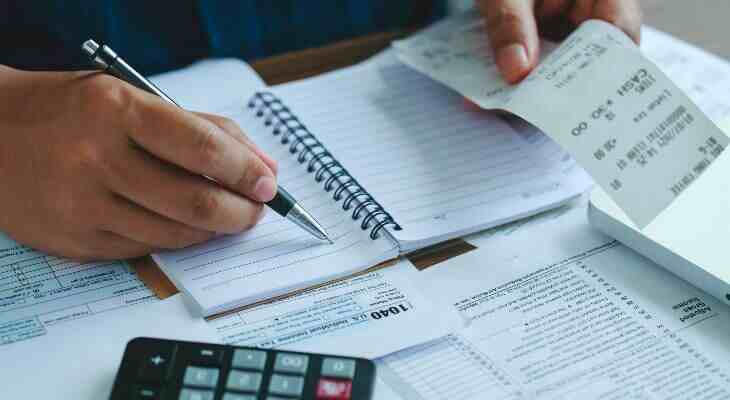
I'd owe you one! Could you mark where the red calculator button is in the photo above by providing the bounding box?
[316,378,352,400]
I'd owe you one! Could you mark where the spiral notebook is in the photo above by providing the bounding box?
[153,58,591,316]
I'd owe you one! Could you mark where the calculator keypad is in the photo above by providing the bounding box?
[231,349,267,371]
[268,374,305,396]
[226,370,263,392]
[179,388,214,400]
[137,344,175,382]
[182,347,226,366]
[221,394,256,400]
[110,338,375,400]
[316,379,353,400]
[183,366,220,388]
[274,353,309,375]
[321,358,356,379]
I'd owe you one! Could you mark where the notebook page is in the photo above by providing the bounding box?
[153,100,398,317]
[272,62,591,249]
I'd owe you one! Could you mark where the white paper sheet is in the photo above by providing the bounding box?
[378,204,730,400]
[0,295,217,399]
[642,26,730,123]
[395,13,729,228]
[208,258,463,359]
[150,58,266,112]
[154,55,589,315]
[273,59,590,248]
[0,232,155,347]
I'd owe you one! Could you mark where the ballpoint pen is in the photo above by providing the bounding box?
[81,39,332,244]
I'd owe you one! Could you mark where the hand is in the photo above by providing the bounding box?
[0,66,278,260]
[478,0,642,83]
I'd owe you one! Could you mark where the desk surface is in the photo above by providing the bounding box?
[132,1,730,299]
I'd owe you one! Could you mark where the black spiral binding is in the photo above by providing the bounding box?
[248,92,402,240]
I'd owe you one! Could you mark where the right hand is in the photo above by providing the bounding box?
[0,66,278,260]
[478,0,642,83]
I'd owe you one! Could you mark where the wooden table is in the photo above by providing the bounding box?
[133,2,730,299]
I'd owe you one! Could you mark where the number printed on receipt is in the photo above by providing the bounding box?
[394,13,729,227]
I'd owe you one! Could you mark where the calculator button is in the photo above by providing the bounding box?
[183,366,220,388]
[132,385,162,400]
[222,393,257,400]
[321,358,356,379]
[181,346,225,366]
[179,388,215,400]
[268,374,305,397]
[137,350,174,382]
[273,353,309,374]
[316,378,353,400]
[226,370,263,392]
[232,349,267,371]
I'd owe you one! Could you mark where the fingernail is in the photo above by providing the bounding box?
[497,43,529,83]
[253,176,277,202]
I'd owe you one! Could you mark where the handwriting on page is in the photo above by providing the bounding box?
[395,14,729,228]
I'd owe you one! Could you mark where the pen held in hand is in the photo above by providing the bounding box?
[81,39,333,244]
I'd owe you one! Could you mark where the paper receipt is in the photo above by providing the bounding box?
[394,13,729,228]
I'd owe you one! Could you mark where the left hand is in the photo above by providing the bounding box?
[477,0,642,83]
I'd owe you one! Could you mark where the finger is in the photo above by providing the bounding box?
[537,0,573,19]
[76,231,153,261]
[104,145,264,234]
[569,0,595,25]
[126,97,278,202]
[194,112,278,174]
[102,193,216,250]
[478,0,540,83]
[592,0,642,43]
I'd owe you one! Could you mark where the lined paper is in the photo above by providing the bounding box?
[274,61,590,248]
[153,105,398,316]
[154,58,589,315]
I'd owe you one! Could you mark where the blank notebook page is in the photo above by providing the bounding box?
[273,61,591,249]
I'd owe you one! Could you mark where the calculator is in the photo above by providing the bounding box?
[109,337,376,400]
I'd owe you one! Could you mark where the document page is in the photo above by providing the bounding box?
[1,295,217,400]
[208,259,462,359]
[153,100,399,316]
[377,204,730,400]
[642,26,730,122]
[395,12,729,228]
[273,60,591,248]
[151,60,401,316]
[0,233,155,347]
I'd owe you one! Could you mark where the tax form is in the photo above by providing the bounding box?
[208,259,463,359]
[1,295,217,399]
[377,203,730,400]
[0,233,155,346]
[394,12,729,228]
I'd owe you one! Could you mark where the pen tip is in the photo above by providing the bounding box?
[327,237,334,245]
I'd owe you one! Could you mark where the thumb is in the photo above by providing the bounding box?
[478,0,540,84]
